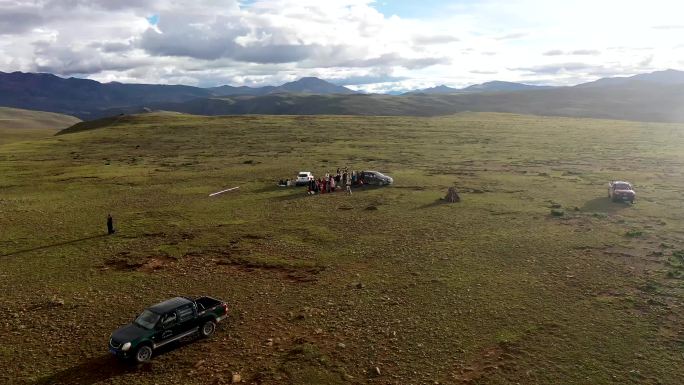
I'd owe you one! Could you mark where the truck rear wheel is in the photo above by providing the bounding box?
[134,345,153,363]
[201,320,216,338]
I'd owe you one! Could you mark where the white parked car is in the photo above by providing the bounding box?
[296,171,314,186]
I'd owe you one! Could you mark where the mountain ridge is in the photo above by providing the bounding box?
[0,71,356,118]
[407,80,553,94]
[1,69,684,122]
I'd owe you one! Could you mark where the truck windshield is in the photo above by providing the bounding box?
[614,183,631,190]
[134,310,161,330]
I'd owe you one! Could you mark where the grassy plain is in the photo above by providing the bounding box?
[0,112,682,385]
[0,107,80,145]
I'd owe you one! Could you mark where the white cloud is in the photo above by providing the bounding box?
[0,0,682,91]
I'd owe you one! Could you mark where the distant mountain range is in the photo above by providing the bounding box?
[209,77,356,96]
[1,69,684,123]
[0,72,356,119]
[406,81,551,94]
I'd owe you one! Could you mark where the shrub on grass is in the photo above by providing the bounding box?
[625,230,643,238]
[550,209,564,217]
[672,250,684,263]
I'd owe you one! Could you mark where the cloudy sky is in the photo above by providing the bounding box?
[1,0,683,92]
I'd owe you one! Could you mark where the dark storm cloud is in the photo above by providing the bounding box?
[0,12,42,34]
[0,3,44,35]
[33,41,150,75]
[140,25,317,63]
[137,11,320,64]
[140,17,449,70]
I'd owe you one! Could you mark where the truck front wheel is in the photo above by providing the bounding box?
[134,345,153,363]
[201,321,216,338]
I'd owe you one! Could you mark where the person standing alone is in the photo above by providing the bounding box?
[107,214,115,235]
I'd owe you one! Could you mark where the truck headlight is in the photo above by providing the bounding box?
[121,342,132,351]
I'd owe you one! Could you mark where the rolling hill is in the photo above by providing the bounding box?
[0,71,213,119]
[0,107,80,144]
[0,107,80,130]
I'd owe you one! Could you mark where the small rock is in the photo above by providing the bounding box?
[337,342,346,349]
[265,338,274,346]
[314,328,323,335]
[194,360,205,369]
[372,366,381,377]
[231,373,241,383]
[354,282,365,289]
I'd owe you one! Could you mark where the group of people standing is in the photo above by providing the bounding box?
[307,168,363,195]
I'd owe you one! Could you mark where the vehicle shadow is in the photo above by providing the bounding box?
[581,197,630,213]
[271,191,310,201]
[33,339,201,385]
[0,234,108,257]
[415,199,450,210]
[33,354,140,385]
[269,184,388,201]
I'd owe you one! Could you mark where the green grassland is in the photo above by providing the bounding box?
[0,112,682,385]
[0,107,81,145]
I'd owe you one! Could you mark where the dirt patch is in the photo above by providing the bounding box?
[103,255,176,272]
[243,234,268,240]
[103,257,144,271]
[453,343,517,384]
[215,256,324,281]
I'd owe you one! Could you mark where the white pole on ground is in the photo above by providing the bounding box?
[209,186,240,197]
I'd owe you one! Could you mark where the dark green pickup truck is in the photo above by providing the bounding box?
[108,296,228,363]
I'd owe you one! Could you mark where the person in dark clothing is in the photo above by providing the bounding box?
[107,214,115,235]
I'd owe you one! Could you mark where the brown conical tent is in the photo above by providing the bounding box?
[445,187,461,203]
